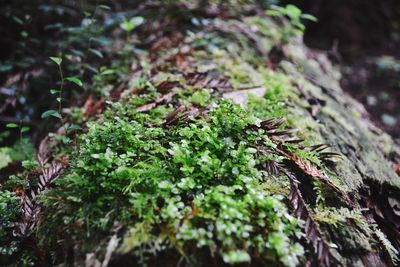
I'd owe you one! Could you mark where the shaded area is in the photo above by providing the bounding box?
[0,0,143,148]
[284,0,400,138]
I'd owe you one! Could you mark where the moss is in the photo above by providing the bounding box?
[0,190,34,266]
[281,42,400,191]
[35,17,358,266]
[38,99,304,266]
[36,20,370,264]
[0,138,35,170]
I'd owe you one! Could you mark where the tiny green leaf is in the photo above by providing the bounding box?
[6,123,19,128]
[101,69,115,75]
[266,10,280,17]
[0,64,12,72]
[62,136,71,144]
[130,16,144,27]
[301,14,318,22]
[120,20,133,32]
[66,76,83,87]
[68,124,82,131]
[21,31,29,38]
[89,48,103,58]
[120,16,144,32]
[41,110,62,119]
[285,4,302,18]
[12,16,24,25]
[50,89,58,94]
[21,126,30,133]
[99,5,111,10]
[84,64,99,74]
[49,57,62,65]
[70,49,85,57]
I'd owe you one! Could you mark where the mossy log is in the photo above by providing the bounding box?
[3,2,400,267]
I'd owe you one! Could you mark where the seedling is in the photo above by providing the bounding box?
[120,16,144,41]
[6,120,30,139]
[42,57,64,119]
[42,57,83,120]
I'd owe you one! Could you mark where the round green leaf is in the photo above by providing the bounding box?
[41,110,62,119]
[66,76,83,87]
[21,126,30,133]
[49,57,62,65]
[6,123,19,128]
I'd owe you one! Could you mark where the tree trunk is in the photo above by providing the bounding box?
[5,2,400,267]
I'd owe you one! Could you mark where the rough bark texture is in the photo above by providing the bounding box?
[279,42,400,266]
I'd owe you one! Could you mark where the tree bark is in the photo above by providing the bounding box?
[99,16,400,265]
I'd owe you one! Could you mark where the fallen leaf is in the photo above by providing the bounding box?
[394,164,400,176]
[286,173,340,267]
[83,94,105,117]
[136,92,175,112]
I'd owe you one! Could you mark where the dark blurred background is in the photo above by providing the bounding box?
[285,0,400,137]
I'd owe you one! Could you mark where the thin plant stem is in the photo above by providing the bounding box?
[87,0,98,50]
[19,120,22,140]
[58,63,64,114]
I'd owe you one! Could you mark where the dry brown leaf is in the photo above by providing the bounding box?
[136,92,175,112]
[395,164,400,176]
[83,94,105,117]
[286,174,341,267]
[276,147,354,206]
[17,162,64,236]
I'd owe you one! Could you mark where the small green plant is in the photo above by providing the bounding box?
[6,121,29,140]
[0,188,35,266]
[42,57,83,120]
[43,57,64,119]
[120,16,144,41]
[2,122,31,169]
[62,124,83,145]
[0,190,19,260]
[267,4,317,43]
[0,124,34,170]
